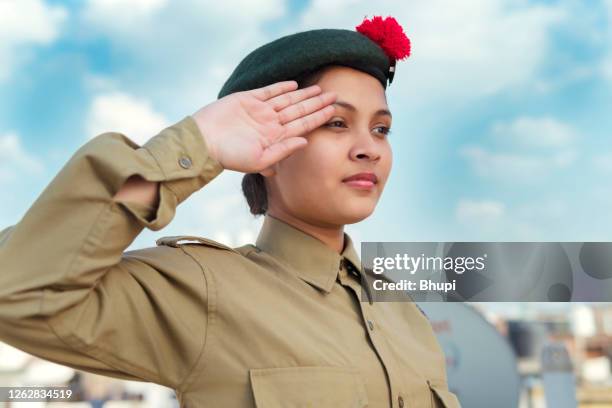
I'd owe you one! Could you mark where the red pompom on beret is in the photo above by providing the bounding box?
[356,15,411,83]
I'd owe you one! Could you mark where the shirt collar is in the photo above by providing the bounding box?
[255,214,363,294]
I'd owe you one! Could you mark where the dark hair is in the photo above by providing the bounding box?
[241,66,330,216]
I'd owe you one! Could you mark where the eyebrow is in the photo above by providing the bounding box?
[333,100,392,119]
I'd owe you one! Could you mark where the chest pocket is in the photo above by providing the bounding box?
[428,380,462,408]
[249,366,368,408]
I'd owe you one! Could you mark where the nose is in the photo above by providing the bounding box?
[349,128,382,162]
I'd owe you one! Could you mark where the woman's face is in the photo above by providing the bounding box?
[265,65,393,227]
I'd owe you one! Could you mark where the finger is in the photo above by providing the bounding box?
[259,137,308,168]
[250,81,298,101]
[267,84,321,112]
[259,165,275,177]
[278,92,336,126]
[282,104,336,139]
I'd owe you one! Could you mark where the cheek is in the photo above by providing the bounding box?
[309,142,346,188]
[294,137,342,173]
[278,141,342,193]
[379,145,393,186]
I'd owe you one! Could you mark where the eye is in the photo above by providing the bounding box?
[325,120,346,128]
[324,120,391,136]
[374,126,392,137]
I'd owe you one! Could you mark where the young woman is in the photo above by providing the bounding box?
[0,16,461,408]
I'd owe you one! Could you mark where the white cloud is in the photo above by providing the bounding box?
[208,226,259,247]
[78,0,288,112]
[82,0,169,37]
[211,230,233,246]
[460,116,577,182]
[199,193,244,221]
[492,116,576,149]
[454,198,561,239]
[0,0,67,82]
[534,64,597,94]
[460,146,576,181]
[515,199,567,222]
[593,152,612,173]
[194,0,285,22]
[82,72,121,93]
[191,184,264,247]
[80,1,286,64]
[86,92,168,145]
[297,0,566,106]
[236,227,258,247]
[456,199,505,223]
[83,0,283,35]
[601,0,612,81]
[602,58,612,82]
[0,132,44,183]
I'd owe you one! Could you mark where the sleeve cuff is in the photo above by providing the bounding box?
[118,115,223,231]
[142,115,224,205]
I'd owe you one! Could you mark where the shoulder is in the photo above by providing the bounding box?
[121,235,241,268]
[155,235,255,256]
[140,235,257,266]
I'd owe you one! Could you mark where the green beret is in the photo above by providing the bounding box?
[217,16,411,99]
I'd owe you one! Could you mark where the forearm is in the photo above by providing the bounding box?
[113,174,160,210]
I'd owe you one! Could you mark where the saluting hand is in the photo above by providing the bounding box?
[191,81,337,175]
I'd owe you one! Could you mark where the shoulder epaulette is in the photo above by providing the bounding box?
[156,235,235,252]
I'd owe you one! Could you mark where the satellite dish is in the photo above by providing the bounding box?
[417,302,521,408]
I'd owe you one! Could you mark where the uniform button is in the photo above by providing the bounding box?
[398,395,404,408]
[367,320,374,331]
[178,156,192,169]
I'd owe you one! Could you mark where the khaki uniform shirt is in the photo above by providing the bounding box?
[0,116,461,408]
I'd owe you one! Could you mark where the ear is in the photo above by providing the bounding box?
[259,165,276,177]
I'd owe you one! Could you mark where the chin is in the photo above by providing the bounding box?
[336,206,375,225]
[303,201,376,226]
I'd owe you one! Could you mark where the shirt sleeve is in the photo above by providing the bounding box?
[0,115,223,390]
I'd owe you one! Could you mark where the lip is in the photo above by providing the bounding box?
[342,172,378,190]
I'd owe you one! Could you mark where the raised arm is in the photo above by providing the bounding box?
[0,81,337,390]
[0,114,223,388]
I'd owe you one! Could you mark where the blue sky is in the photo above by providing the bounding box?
[2,0,612,253]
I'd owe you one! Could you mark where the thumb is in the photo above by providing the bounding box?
[258,137,308,170]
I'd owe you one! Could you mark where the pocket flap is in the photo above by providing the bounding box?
[249,366,368,408]
[428,380,462,408]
